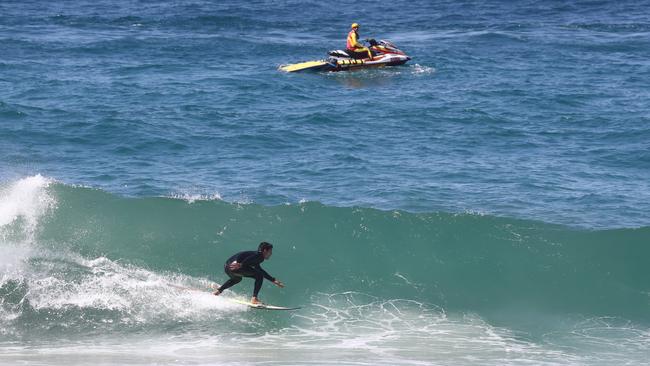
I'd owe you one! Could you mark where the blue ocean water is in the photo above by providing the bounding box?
[2,0,649,228]
[1,1,650,365]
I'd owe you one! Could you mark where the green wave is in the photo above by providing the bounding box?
[31,183,648,324]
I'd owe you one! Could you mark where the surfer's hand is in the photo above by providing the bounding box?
[273,280,285,288]
[228,261,241,271]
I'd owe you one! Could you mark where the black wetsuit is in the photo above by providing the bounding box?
[216,251,275,297]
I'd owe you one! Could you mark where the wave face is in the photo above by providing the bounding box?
[1,177,649,365]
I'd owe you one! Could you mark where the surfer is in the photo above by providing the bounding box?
[213,242,284,304]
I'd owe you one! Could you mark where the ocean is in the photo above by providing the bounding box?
[1,0,649,365]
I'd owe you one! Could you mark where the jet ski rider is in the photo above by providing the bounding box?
[346,23,374,60]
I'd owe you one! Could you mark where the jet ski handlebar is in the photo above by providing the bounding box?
[363,38,379,46]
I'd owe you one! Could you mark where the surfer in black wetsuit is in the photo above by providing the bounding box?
[213,242,284,304]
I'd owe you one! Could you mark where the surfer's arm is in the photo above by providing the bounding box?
[254,266,283,287]
[259,267,275,282]
[258,267,284,287]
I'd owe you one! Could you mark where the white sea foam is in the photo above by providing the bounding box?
[0,292,588,366]
[0,175,56,275]
[168,192,223,203]
[1,289,647,365]
[410,63,435,75]
[211,292,583,366]
[22,251,243,324]
[0,174,54,233]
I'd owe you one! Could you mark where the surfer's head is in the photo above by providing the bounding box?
[258,241,273,259]
[351,23,359,30]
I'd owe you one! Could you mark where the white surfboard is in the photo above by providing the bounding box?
[169,283,300,310]
[227,297,301,311]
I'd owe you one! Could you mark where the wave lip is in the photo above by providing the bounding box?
[0,175,56,275]
[0,175,54,230]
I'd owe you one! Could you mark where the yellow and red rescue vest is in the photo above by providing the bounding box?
[346,30,359,50]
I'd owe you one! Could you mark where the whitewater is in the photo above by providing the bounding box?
[2,0,650,365]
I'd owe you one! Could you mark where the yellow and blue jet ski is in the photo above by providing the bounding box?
[279,39,411,73]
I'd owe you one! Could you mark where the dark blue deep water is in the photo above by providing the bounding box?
[1,1,649,365]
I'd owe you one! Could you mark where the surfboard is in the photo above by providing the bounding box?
[169,283,300,311]
[227,297,301,311]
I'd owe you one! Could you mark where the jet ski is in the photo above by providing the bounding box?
[279,39,411,73]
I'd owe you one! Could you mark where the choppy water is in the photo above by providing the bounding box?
[1,0,649,365]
